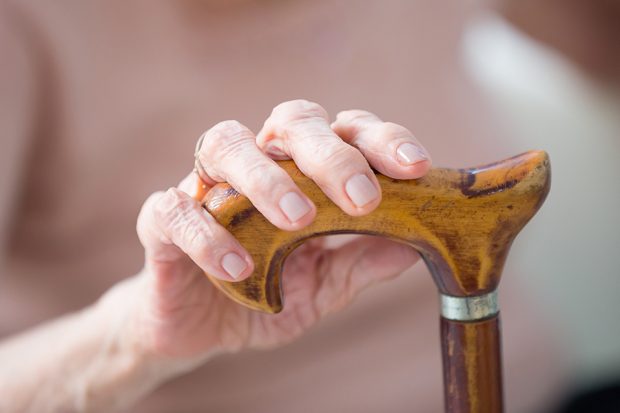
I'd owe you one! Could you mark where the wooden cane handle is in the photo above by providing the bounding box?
[199,150,550,313]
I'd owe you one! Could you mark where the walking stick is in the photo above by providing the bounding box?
[198,150,551,413]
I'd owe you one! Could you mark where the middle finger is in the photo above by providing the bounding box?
[257,99,381,216]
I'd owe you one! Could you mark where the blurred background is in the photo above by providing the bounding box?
[463,4,620,407]
[1,0,618,412]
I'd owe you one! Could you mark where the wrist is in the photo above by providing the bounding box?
[87,275,211,410]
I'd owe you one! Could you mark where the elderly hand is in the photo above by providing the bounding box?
[128,100,431,359]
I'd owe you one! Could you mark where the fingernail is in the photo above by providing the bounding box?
[279,192,312,222]
[221,252,247,280]
[345,174,379,207]
[396,143,428,165]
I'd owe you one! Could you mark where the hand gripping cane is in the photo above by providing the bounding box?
[197,150,551,413]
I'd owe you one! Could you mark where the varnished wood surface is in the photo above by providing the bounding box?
[441,316,504,413]
[200,150,551,313]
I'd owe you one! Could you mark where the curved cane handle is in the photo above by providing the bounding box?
[200,150,550,313]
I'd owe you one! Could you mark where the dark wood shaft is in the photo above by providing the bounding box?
[441,315,504,413]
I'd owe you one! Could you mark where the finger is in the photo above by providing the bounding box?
[313,237,420,315]
[196,120,316,231]
[256,99,382,216]
[178,171,211,201]
[137,173,214,266]
[138,188,254,281]
[331,110,431,179]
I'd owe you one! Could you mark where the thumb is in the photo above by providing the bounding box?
[314,236,420,315]
[136,189,195,289]
[136,173,206,266]
[137,171,253,285]
[136,173,223,285]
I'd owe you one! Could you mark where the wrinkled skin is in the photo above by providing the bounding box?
[129,99,430,358]
[136,235,418,357]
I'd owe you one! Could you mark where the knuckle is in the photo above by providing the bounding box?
[336,109,376,124]
[154,189,191,226]
[140,191,165,216]
[332,110,380,140]
[271,99,328,124]
[213,119,248,136]
[183,217,212,250]
[158,193,214,247]
[311,141,363,170]
[242,161,281,192]
[136,191,165,239]
[286,120,333,142]
[138,191,165,221]
[379,122,412,139]
[202,120,253,158]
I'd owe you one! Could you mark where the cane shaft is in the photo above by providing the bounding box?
[441,315,504,413]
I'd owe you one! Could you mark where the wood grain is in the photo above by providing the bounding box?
[197,150,550,413]
[441,315,504,413]
[200,150,551,313]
